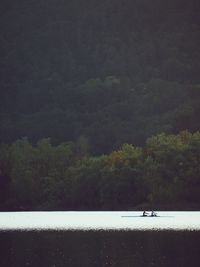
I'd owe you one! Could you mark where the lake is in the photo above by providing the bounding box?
[0,211,200,231]
[0,212,200,267]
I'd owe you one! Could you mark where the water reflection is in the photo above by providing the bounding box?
[0,212,200,231]
[0,231,200,267]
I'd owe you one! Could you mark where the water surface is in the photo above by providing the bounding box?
[0,230,200,267]
[1,212,200,267]
[0,211,200,231]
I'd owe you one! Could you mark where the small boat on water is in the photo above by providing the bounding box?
[121,212,174,218]
[121,211,159,218]
[142,211,157,217]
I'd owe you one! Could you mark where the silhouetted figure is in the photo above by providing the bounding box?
[150,211,157,217]
[142,211,148,216]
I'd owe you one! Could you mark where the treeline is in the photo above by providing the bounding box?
[0,0,200,154]
[0,131,200,211]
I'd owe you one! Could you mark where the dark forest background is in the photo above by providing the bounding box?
[0,0,200,210]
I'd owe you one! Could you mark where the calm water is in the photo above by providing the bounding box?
[0,212,200,267]
[0,211,200,231]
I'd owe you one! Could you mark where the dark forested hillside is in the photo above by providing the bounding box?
[1,0,200,154]
[1,131,200,211]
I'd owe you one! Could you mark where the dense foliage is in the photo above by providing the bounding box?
[0,0,200,154]
[0,131,200,211]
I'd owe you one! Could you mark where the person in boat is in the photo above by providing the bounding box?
[150,211,157,217]
[142,211,148,216]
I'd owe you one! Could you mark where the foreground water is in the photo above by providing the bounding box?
[1,230,200,267]
[0,212,200,267]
